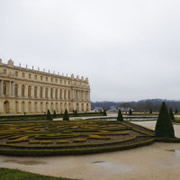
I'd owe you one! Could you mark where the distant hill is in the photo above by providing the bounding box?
[91,99,180,112]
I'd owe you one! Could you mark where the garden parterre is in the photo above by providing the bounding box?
[0,120,154,156]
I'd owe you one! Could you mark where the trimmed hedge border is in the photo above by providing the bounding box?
[155,137,180,143]
[0,138,154,156]
[0,112,104,121]
[0,136,137,149]
[122,122,155,136]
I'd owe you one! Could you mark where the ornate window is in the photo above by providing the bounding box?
[22,85,25,97]
[51,88,53,99]
[34,87,37,98]
[28,86,31,98]
[40,87,43,98]
[15,84,18,97]
[45,88,48,98]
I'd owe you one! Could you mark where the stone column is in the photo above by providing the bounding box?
[66,89,69,100]
[37,86,40,99]
[25,84,28,98]
[53,88,55,99]
[42,87,45,99]
[57,89,60,99]
[18,84,21,97]
[71,89,74,101]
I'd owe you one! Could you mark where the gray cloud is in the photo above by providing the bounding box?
[0,0,180,101]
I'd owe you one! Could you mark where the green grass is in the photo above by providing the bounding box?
[0,168,75,180]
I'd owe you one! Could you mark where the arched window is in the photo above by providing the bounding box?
[28,102,31,113]
[34,87,37,98]
[4,101,9,113]
[45,88,48,98]
[56,103,58,112]
[76,103,79,112]
[40,102,43,112]
[15,84,18,97]
[55,89,58,99]
[60,103,63,113]
[68,90,70,100]
[64,90,66,100]
[46,102,49,112]
[86,103,89,112]
[60,89,62,99]
[28,86,31,98]
[81,104,84,112]
[51,88,53,99]
[15,101,19,113]
[40,87,43,98]
[51,103,54,112]
[22,85,25,97]
[22,101,25,113]
[34,102,38,113]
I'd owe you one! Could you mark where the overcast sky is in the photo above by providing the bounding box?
[0,0,180,102]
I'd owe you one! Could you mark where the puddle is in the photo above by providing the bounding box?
[3,160,46,165]
[166,149,175,152]
[166,149,180,157]
[175,150,180,157]
[92,161,106,164]
[92,161,133,174]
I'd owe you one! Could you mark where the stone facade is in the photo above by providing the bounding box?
[0,59,91,115]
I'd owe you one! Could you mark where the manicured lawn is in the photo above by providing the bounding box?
[0,168,75,180]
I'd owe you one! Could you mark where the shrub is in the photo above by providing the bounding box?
[169,108,175,120]
[129,109,132,115]
[63,109,69,121]
[47,110,52,120]
[74,110,78,117]
[117,109,123,121]
[175,109,178,114]
[149,109,152,114]
[103,109,107,116]
[155,102,175,138]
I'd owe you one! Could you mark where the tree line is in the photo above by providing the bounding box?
[91,99,180,112]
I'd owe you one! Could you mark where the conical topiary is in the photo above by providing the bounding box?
[103,108,107,116]
[74,110,78,117]
[169,108,175,121]
[63,109,69,121]
[47,109,52,120]
[117,109,123,121]
[149,109,152,114]
[129,109,132,115]
[53,110,57,118]
[175,109,178,114]
[155,102,175,138]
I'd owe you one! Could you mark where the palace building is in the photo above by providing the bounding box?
[0,59,91,115]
